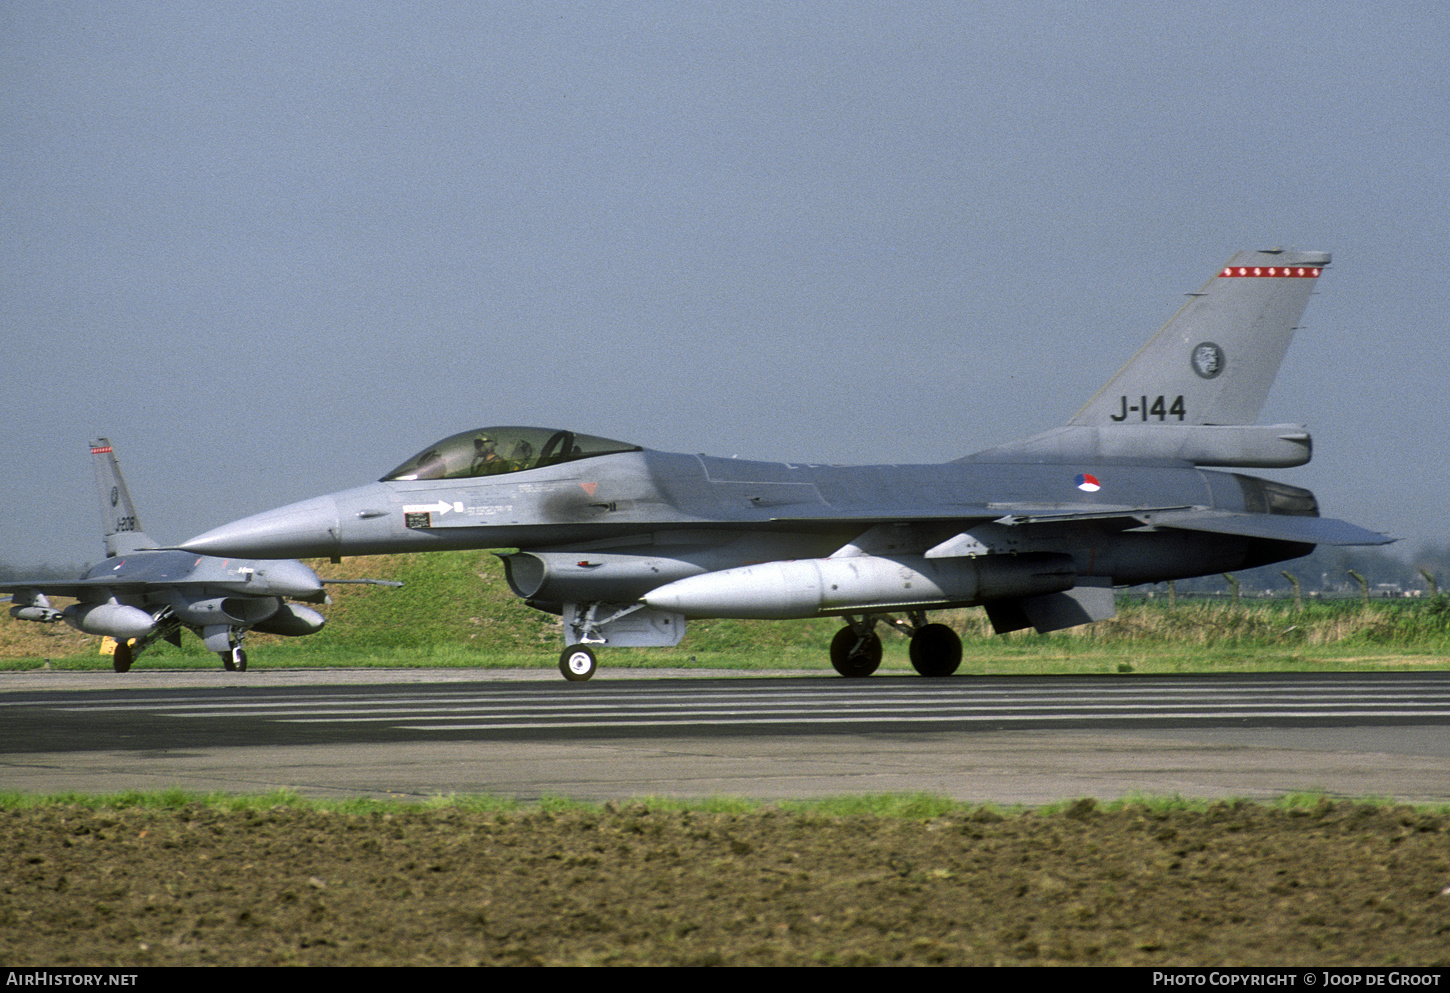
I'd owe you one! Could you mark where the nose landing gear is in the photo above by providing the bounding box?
[560,645,597,681]
[221,646,248,671]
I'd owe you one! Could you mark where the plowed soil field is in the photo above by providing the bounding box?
[3,799,1448,966]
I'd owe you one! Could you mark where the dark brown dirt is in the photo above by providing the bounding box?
[2,799,1448,966]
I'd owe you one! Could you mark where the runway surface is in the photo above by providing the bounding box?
[3,669,1447,805]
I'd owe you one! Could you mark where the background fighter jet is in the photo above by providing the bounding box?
[182,249,1391,681]
[3,440,333,672]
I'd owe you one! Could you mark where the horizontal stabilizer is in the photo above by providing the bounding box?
[1149,511,1392,547]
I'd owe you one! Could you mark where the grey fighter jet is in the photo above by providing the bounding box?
[182,248,1390,681]
[3,440,332,671]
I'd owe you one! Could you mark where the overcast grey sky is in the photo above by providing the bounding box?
[3,1,1446,568]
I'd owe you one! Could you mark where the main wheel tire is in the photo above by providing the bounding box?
[559,644,597,681]
[112,642,133,674]
[829,627,882,677]
[909,623,962,677]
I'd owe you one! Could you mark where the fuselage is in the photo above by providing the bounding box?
[181,447,1316,595]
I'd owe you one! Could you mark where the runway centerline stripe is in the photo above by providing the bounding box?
[393,709,1450,731]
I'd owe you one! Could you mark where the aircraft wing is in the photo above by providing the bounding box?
[765,506,1001,526]
[0,577,190,598]
[1,579,105,599]
[981,504,1191,526]
[2,576,401,600]
[767,502,1191,530]
[763,501,1393,554]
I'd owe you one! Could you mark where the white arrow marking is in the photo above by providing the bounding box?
[402,501,463,516]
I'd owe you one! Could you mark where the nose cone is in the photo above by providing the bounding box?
[181,495,341,559]
[256,559,325,599]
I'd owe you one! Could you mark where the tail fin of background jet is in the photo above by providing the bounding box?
[90,439,160,557]
[1070,248,1329,428]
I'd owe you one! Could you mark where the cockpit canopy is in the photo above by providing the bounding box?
[381,427,642,481]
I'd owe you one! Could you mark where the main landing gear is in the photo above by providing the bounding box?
[106,617,253,674]
[830,613,962,678]
[829,625,882,677]
[108,610,182,674]
[908,622,962,677]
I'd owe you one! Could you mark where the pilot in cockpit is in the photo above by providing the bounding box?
[470,434,501,474]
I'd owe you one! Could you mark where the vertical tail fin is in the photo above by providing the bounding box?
[1070,248,1330,428]
[90,439,159,557]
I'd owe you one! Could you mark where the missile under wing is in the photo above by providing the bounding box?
[3,440,342,671]
[181,248,1390,680]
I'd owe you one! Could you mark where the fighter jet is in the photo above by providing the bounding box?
[182,248,1390,681]
[3,439,334,672]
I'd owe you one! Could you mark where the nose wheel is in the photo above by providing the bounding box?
[221,647,247,671]
[560,644,597,681]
